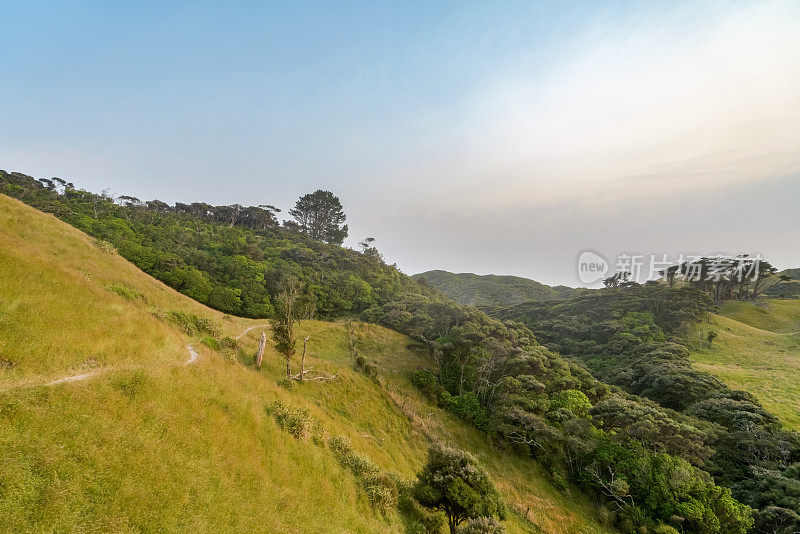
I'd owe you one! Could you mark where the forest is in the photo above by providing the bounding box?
[3,169,798,533]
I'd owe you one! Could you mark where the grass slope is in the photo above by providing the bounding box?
[688,298,800,430]
[0,194,610,533]
[414,270,577,307]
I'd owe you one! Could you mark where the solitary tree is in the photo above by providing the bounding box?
[413,443,504,534]
[271,276,316,379]
[289,190,348,245]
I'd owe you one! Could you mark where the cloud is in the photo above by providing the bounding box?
[407,1,800,212]
[365,1,800,283]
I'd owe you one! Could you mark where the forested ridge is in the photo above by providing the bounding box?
[3,169,798,533]
[494,286,800,533]
[0,170,427,319]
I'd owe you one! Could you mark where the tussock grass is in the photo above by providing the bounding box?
[688,299,800,430]
[0,195,243,387]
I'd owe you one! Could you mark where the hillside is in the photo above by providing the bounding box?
[0,170,430,320]
[764,269,800,299]
[491,286,800,529]
[1,175,771,533]
[414,270,578,306]
[0,194,612,533]
[688,298,800,430]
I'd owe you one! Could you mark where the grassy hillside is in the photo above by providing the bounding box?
[688,298,800,430]
[0,194,611,533]
[414,270,578,307]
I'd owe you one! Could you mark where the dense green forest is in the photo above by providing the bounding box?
[3,169,798,533]
[493,286,800,533]
[414,270,579,306]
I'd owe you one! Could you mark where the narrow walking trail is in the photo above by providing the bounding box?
[235,324,270,340]
[4,323,271,391]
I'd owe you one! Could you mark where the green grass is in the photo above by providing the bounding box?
[716,300,800,334]
[0,194,612,533]
[688,298,800,430]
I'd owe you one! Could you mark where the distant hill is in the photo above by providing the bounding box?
[764,268,800,298]
[414,269,579,306]
[781,268,800,280]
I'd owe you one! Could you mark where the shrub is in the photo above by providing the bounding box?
[269,401,314,441]
[355,354,378,378]
[399,483,446,534]
[328,435,398,513]
[201,337,220,351]
[277,378,293,391]
[413,443,505,532]
[412,369,443,401]
[328,434,352,455]
[219,337,238,350]
[108,283,146,302]
[440,391,491,433]
[362,471,399,513]
[193,316,222,337]
[165,311,222,337]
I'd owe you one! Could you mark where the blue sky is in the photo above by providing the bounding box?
[2,1,799,285]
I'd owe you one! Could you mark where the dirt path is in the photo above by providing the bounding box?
[184,344,199,366]
[235,324,270,340]
[6,323,270,391]
[47,372,98,386]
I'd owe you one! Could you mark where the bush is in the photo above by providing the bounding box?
[412,369,443,401]
[269,401,314,441]
[108,283,146,302]
[219,337,238,350]
[193,315,222,337]
[328,435,398,513]
[363,472,399,513]
[328,435,352,455]
[201,337,220,351]
[707,330,718,345]
[277,378,293,391]
[440,391,491,433]
[355,354,378,378]
[399,482,446,534]
[165,311,222,337]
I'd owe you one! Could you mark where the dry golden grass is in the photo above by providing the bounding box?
[0,194,250,387]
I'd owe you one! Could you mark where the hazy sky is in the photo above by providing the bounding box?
[2,1,799,286]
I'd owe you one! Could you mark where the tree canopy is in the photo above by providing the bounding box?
[413,443,505,534]
[289,189,348,245]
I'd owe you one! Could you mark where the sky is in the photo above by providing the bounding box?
[2,0,799,286]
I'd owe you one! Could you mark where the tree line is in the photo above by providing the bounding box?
[495,284,800,533]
